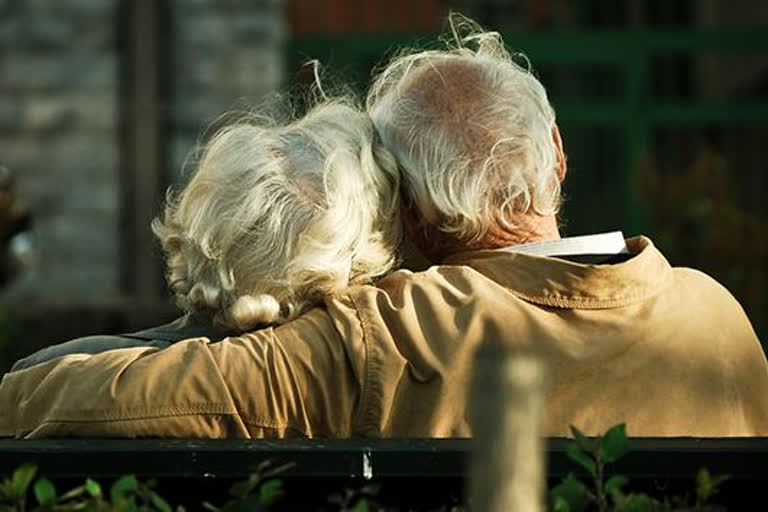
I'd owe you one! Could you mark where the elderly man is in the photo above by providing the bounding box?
[1,21,767,438]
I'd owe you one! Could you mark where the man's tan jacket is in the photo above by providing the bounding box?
[1,237,766,438]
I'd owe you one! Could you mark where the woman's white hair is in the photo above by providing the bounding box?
[152,99,401,331]
[367,15,561,242]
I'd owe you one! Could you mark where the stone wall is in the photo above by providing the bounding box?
[0,0,120,301]
[0,0,284,304]
[168,0,285,184]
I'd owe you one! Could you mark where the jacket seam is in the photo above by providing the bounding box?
[239,414,306,432]
[15,410,241,432]
[238,416,288,429]
[509,270,674,309]
[39,403,236,422]
[347,293,375,435]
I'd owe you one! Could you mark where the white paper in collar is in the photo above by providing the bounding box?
[498,231,629,257]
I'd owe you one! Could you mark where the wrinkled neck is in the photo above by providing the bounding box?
[405,210,561,263]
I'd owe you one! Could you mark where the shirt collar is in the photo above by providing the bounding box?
[495,231,629,258]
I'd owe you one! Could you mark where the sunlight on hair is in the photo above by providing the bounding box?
[152,93,402,331]
[367,13,561,242]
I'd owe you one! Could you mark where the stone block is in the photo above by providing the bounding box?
[36,134,119,180]
[232,11,285,43]
[25,0,115,16]
[171,93,241,128]
[167,132,202,183]
[16,206,120,298]
[0,100,21,131]
[34,263,119,298]
[74,91,117,129]
[58,177,119,213]
[176,0,283,11]
[25,15,76,49]
[73,21,114,49]
[22,98,77,132]
[2,133,118,217]
[23,92,117,131]
[175,8,282,47]
[0,136,42,176]
[0,18,20,46]
[2,54,116,91]
[45,208,118,251]
[229,48,283,92]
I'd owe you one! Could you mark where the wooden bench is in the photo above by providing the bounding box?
[1,438,766,509]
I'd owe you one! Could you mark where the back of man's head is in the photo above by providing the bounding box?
[367,16,562,243]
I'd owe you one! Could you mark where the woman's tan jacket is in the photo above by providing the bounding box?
[1,237,766,438]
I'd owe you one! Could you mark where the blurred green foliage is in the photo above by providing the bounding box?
[640,146,768,346]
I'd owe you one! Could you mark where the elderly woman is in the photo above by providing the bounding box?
[10,98,401,371]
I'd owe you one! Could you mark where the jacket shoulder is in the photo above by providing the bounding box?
[363,264,494,302]
[670,266,762,345]
[672,266,750,312]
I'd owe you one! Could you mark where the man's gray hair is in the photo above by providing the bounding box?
[152,99,401,331]
[367,16,561,242]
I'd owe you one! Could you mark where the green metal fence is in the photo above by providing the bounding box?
[288,29,768,231]
[287,29,768,340]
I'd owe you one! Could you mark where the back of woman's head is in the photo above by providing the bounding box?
[152,99,401,331]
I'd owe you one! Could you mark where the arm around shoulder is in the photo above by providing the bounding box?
[0,307,361,439]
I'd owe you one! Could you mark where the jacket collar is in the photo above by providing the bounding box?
[443,236,673,309]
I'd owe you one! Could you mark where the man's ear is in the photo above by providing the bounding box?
[552,123,567,182]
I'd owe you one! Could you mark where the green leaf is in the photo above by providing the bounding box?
[0,478,12,500]
[228,474,260,499]
[260,462,295,480]
[255,460,273,474]
[228,482,250,500]
[552,495,571,512]
[327,492,344,506]
[624,492,657,512]
[569,425,597,454]
[9,464,37,500]
[110,475,138,503]
[149,491,172,512]
[696,467,712,500]
[115,498,138,512]
[599,423,629,464]
[359,483,382,496]
[566,444,597,478]
[34,477,57,506]
[696,467,729,504]
[710,473,731,490]
[349,498,370,512]
[605,475,629,496]
[549,473,594,512]
[57,484,87,502]
[84,479,102,499]
[258,480,284,506]
[220,496,263,511]
[201,501,220,512]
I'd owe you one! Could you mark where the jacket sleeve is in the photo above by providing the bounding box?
[10,336,172,372]
[0,307,362,439]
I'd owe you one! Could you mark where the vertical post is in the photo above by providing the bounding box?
[120,0,168,300]
[469,348,547,512]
